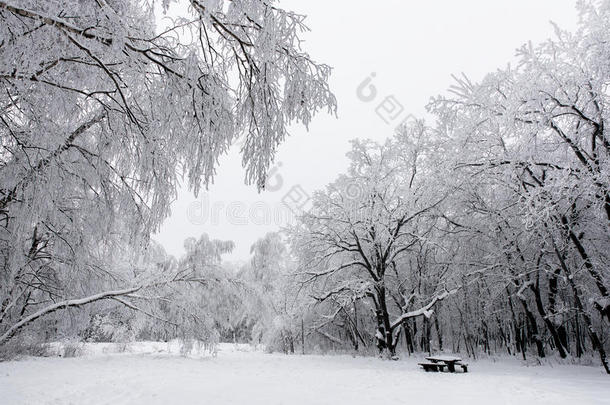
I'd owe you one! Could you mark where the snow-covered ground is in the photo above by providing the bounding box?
[1,343,608,405]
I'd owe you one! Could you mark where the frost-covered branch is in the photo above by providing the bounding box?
[0,286,141,345]
[390,287,461,330]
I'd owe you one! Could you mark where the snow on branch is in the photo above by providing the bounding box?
[315,328,344,345]
[0,1,113,45]
[0,286,142,345]
[390,286,461,330]
[110,297,178,327]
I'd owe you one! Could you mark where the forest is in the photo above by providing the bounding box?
[0,0,609,395]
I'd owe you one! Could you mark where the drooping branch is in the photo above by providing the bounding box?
[0,1,113,45]
[0,111,106,211]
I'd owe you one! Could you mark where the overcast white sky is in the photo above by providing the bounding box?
[153,0,579,263]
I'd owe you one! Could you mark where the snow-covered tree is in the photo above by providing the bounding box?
[0,0,335,347]
[427,1,610,371]
[290,128,460,357]
[287,1,609,373]
[241,232,302,353]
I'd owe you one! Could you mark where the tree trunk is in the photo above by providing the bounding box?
[574,313,584,358]
[402,319,414,354]
[434,307,443,351]
[552,240,609,374]
[507,290,524,359]
[567,277,609,374]
[422,317,431,355]
[520,298,545,358]
[531,283,568,358]
[375,284,395,357]
[560,215,610,322]
[301,318,305,354]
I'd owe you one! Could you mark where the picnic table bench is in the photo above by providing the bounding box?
[419,355,468,373]
[417,362,447,372]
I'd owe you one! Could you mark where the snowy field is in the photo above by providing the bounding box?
[1,343,609,405]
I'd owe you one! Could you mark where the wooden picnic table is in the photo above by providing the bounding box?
[425,355,467,372]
